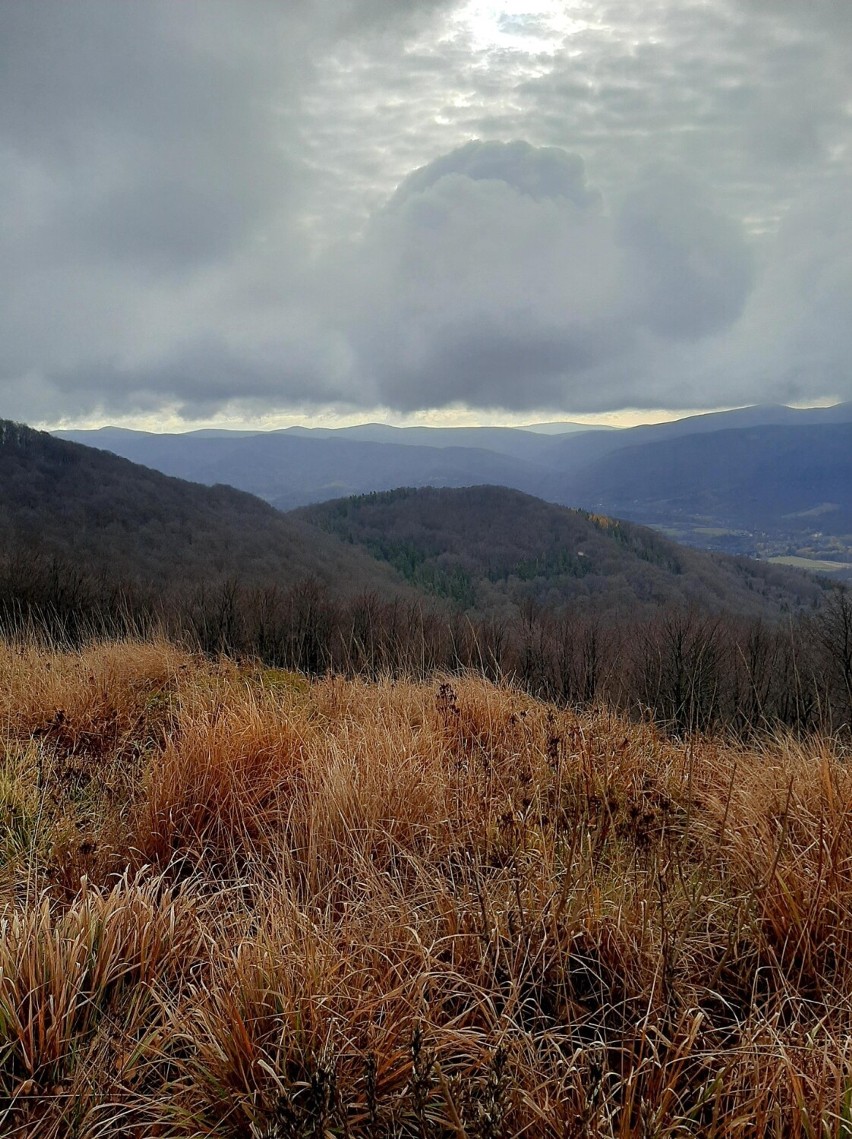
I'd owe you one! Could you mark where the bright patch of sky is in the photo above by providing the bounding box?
[41,402,715,434]
[456,1,594,53]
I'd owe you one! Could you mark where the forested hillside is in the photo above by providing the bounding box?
[4,421,851,737]
[298,485,825,617]
[569,422,852,567]
[59,405,852,570]
[0,420,410,638]
[56,426,552,509]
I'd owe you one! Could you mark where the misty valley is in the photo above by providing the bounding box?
[58,401,852,583]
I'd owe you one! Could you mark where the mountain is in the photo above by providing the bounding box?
[59,405,852,504]
[281,421,614,458]
[1,418,825,624]
[519,420,617,435]
[55,405,852,570]
[541,401,852,477]
[567,422,852,571]
[572,423,852,524]
[296,485,826,618]
[54,428,553,508]
[0,421,406,598]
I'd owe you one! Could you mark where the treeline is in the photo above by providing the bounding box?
[1,549,850,737]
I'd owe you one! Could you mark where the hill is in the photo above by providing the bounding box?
[55,427,552,509]
[569,422,852,569]
[282,421,613,460]
[57,405,852,568]
[0,420,407,600]
[543,401,852,475]
[297,485,825,617]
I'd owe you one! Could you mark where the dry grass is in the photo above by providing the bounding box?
[1,638,852,1135]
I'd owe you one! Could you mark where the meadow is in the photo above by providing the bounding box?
[1,636,852,1136]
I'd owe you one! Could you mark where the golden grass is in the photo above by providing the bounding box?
[1,638,852,1135]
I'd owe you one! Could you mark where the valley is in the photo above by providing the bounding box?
[3,418,850,738]
[58,402,852,575]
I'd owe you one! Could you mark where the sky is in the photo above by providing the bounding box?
[2,0,851,431]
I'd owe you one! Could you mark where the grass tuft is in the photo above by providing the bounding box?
[1,638,852,1134]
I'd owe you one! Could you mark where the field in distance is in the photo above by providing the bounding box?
[767,554,852,579]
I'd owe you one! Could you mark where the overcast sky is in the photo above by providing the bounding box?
[2,0,851,429]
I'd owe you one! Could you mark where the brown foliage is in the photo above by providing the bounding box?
[1,638,852,1135]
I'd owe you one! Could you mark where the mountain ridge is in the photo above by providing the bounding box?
[55,405,852,569]
[0,419,409,599]
[296,484,826,619]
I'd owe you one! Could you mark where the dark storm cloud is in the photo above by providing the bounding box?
[0,2,300,269]
[0,0,454,420]
[48,335,352,421]
[0,0,850,423]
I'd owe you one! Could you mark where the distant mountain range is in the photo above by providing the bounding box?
[571,422,852,531]
[52,429,549,511]
[1,419,827,622]
[57,404,852,574]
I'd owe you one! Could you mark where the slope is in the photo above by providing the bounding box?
[569,422,852,566]
[543,401,852,477]
[0,421,407,598]
[297,485,825,618]
[54,409,852,571]
[280,421,613,460]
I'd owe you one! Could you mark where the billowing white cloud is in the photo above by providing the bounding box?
[331,142,753,410]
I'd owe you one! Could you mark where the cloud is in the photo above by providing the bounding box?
[334,141,753,411]
[0,0,850,423]
[701,177,852,406]
[0,0,452,421]
[617,171,754,340]
[0,3,303,269]
[390,139,601,209]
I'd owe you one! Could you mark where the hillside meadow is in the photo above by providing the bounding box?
[0,637,851,1135]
